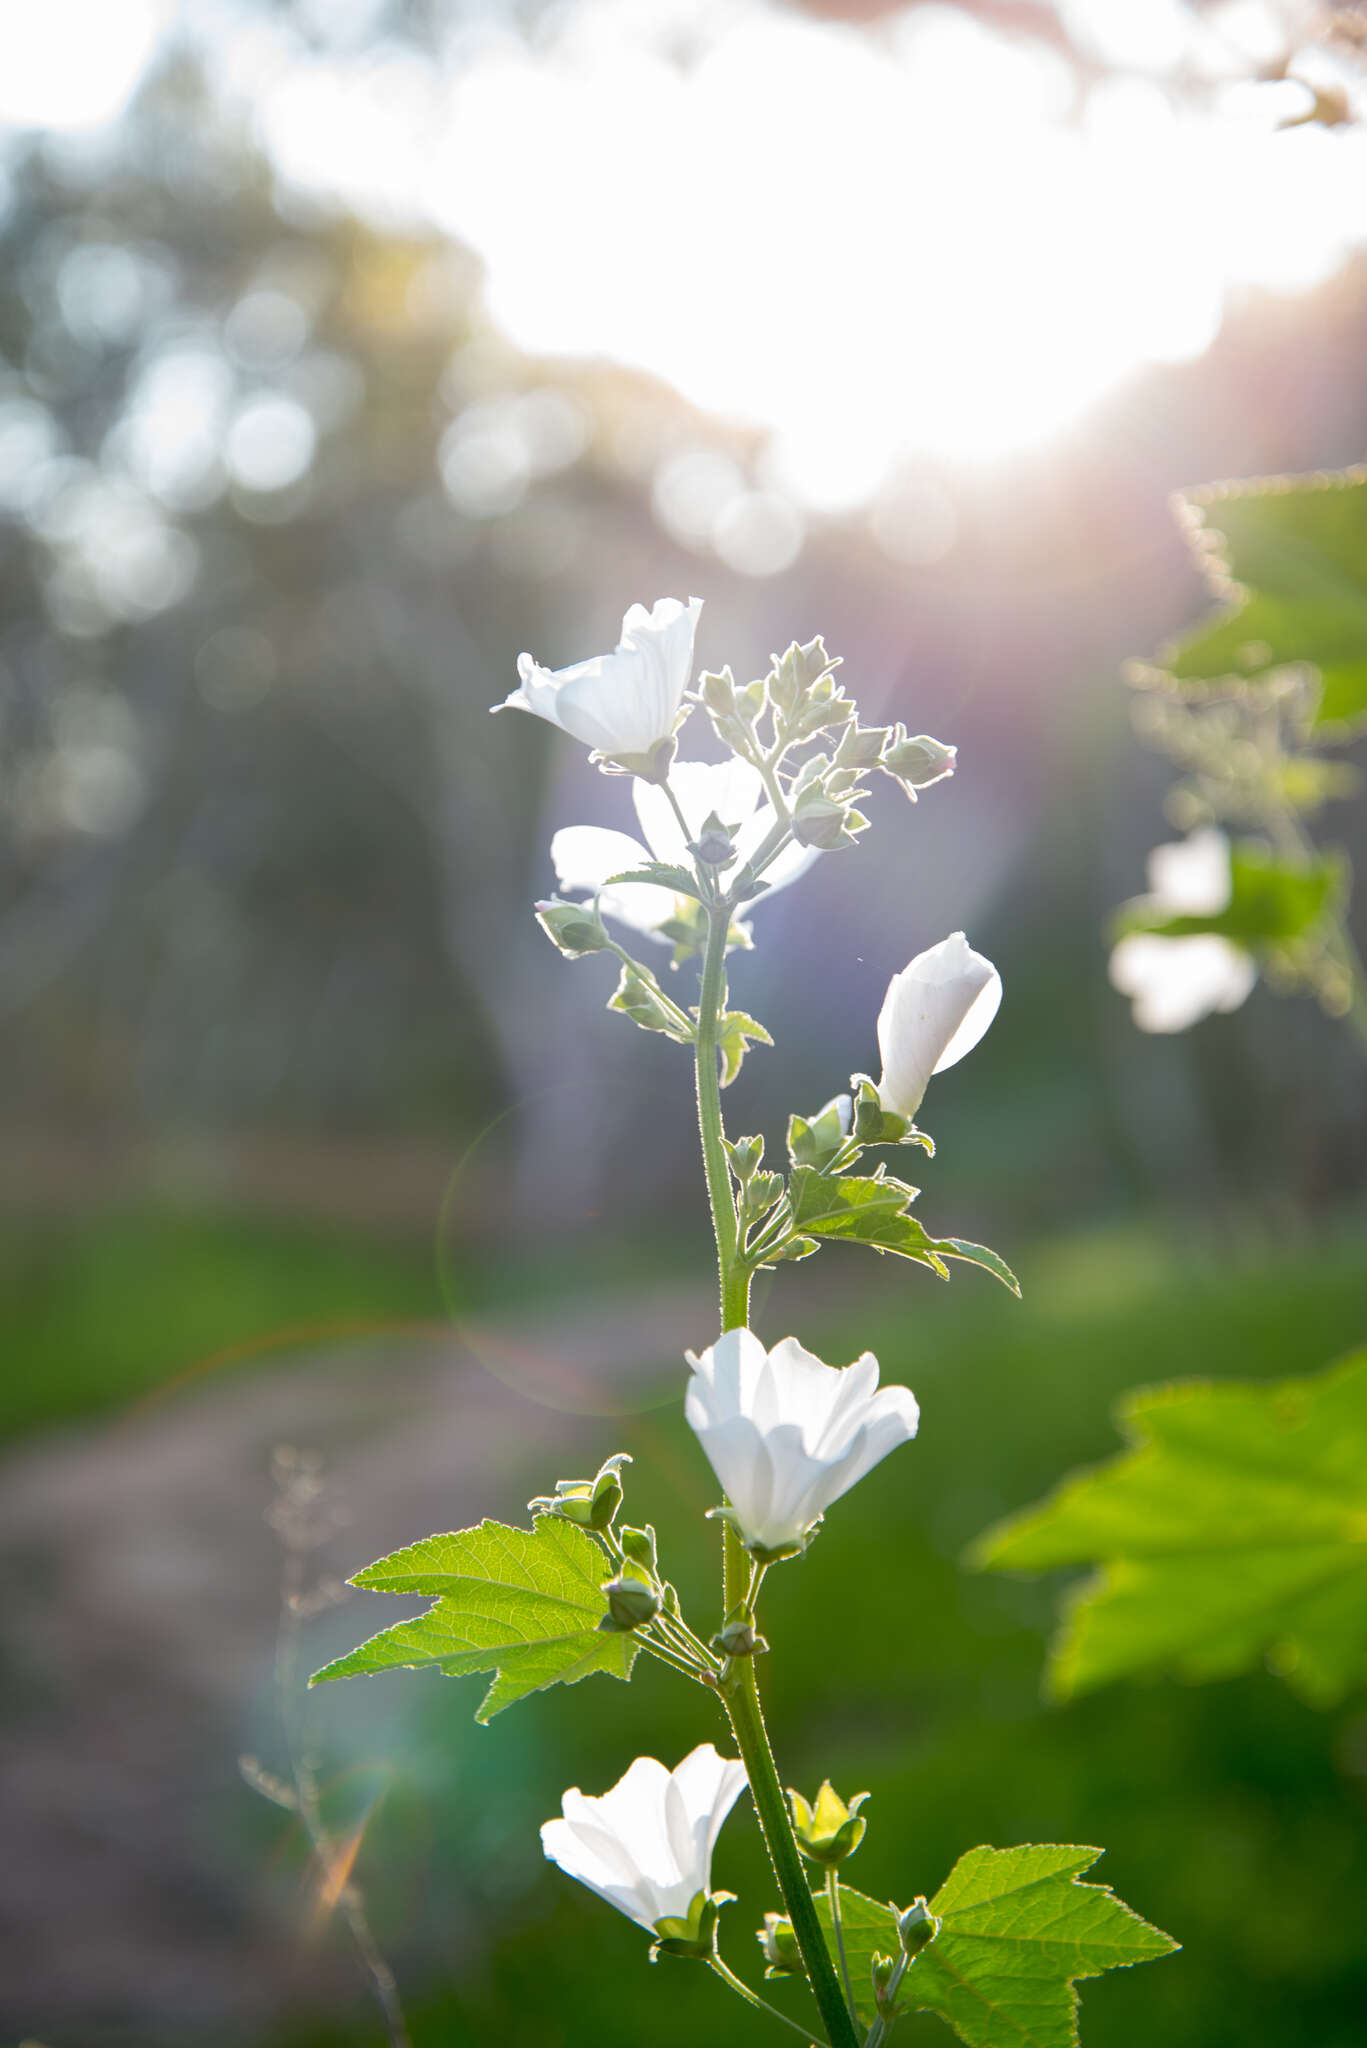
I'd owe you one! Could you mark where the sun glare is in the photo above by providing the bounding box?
[6,0,1367,506]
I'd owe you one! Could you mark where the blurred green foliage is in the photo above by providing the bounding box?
[271,1215,1367,2048]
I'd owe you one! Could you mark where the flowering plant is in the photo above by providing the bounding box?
[314,602,1175,2044]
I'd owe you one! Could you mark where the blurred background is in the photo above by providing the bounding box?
[1,1,1365,2043]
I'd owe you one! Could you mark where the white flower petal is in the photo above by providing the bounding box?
[542,1746,743,1934]
[498,597,700,759]
[1145,828,1232,915]
[875,932,1001,1118]
[1109,932,1257,1032]
[686,1330,918,1552]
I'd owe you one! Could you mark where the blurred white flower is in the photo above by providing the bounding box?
[685,1329,919,1557]
[1109,828,1257,1033]
[875,931,1001,1120]
[1109,932,1257,1032]
[496,596,701,763]
[550,757,817,942]
[541,1743,747,1933]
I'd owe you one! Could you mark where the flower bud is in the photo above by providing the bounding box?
[535,897,611,958]
[726,1134,765,1181]
[711,1604,767,1659]
[618,1523,658,1571]
[688,810,739,868]
[769,637,836,718]
[896,1897,940,1957]
[871,1952,899,2004]
[529,1452,630,1531]
[881,727,957,798]
[600,1569,663,1632]
[788,1780,869,1866]
[836,722,890,768]
[787,1094,854,1172]
[757,1913,805,1979]
[792,794,856,851]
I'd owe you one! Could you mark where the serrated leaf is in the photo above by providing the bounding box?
[603,862,702,901]
[971,1352,1367,1704]
[607,960,694,1042]
[310,1517,638,1722]
[816,1846,1175,2046]
[1113,841,1339,948]
[780,1168,1020,1293]
[1158,468,1367,729]
[714,1009,773,1087]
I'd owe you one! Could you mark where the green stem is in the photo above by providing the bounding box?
[708,1957,829,2046]
[662,777,697,853]
[826,1869,857,2023]
[695,902,742,1325]
[723,1667,862,2048]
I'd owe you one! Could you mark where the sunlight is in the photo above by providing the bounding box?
[0,0,168,132]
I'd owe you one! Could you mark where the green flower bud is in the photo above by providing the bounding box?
[618,1523,658,1571]
[757,1913,805,1979]
[711,1603,767,1659]
[871,1951,899,2003]
[881,726,956,798]
[725,1134,765,1182]
[897,1897,940,1957]
[788,1780,869,1866]
[689,810,739,868]
[699,666,737,716]
[836,722,890,768]
[535,897,611,958]
[791,794,853,851]
[600,1569,663,1632]
[529,1452,630,1531]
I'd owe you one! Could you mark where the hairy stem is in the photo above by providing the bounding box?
[723,1667,862,2048]
[692,895,854,2045]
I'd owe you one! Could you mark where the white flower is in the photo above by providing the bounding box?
[1108,829,1257,1033]
[496,597,702,762]
[685,1329,920,1557]
[875,931,1001,1120]
[541,1743,747,1934]
[1109,933,1257,1032]
[550,757,817,942]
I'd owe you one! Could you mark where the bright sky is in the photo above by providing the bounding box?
[3,0,1367,526]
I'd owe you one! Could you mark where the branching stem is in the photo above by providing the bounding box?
[709,1955,829,2046]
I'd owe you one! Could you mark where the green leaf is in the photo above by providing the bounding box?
[1113,840,1339,948]
[780,1168,1020,1293]
[1158,467,1367,729]
[603,862,703,901]
[816,1847,1175,2045]
[607,960,694,1042]
[970,1352,1367,1704]
[714,1009,773,1087]
[309,1517,638,1722]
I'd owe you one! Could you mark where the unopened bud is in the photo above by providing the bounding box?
[689,810,739,868]
[619,1523,658,1571]
[897,1897,940,1957]
[535,897,610,957]
[757,1913,804,1979]
[712,1604,767,1658]
[600,1569,662,1631]
[791,795,851,851]
[881,727,956,796]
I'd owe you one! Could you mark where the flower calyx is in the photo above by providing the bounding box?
[768,637,853,743]
[650,1888,735,1963]
[788,1780,869,1867]
[687,809,742,871]
[528,1452,630,1534]
[704,1501,821,1567]
[757,1912,805,1979]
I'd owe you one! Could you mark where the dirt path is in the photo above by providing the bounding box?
[0,1280,721,2044]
